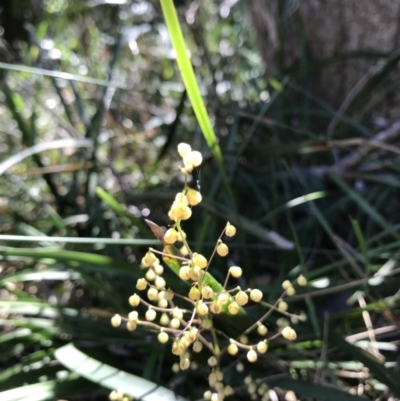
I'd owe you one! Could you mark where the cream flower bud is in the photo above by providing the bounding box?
[211,393,219,401]
[180,357,190,370]
[172,307,183,319]
[164,228,178,244]
[217,242,229,257]
[278,300,288,312]
[224,386,234,396]
[136,278,147,290]
[158,298,168,308]
[147,287,158,301]
[204,391,212,400]
[215,370,223,381]
[229,266,242,278]
[239,335,249,344]
[172,340,185,355]
[257,341,268,354]
[160,313,170,326]
[192,253,208,269]
[297,274,307,286]
[170,318,180,329]
[177,142,191,157]
[282,326,297,341]
[247,349,257,363]
[145,268,156,281]
[180,245,189,256]
[207,356,218,367]
[235,290,249,306]
[201,318,212,329]
[282,280,291,290]
[179,265,191,280]
[129,294,140,307]
[143,251,157,266]
[236,362,244,372]
[127,320,137,331]
[196,301,209,315]
[175,192,189,206]
[210,300,222,314]
[189,286,201,300]
[183,150,203,167]
[286,286,296,296]
[257,324,268,336]
[250,288,263,302]
[128,311,138,321]
[186,188,202,206]
[177,230,186,241]
[227,342,238,355]
[193,340,203,352]
[228,301,240,315]
[180,206,192,220]
[154,264,164,275]
[111,314,121,327]
[217,292,230,305]
[158,331,169,343]
[225,222,236,237]
[154,276,166,290]
[190,265,202,281]
[172,363,180,373]
[201,286,214,299]
[145,308,156,321]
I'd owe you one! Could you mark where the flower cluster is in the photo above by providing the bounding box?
[110,143,307,401]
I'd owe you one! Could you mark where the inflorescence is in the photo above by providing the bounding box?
[110,143,308,401]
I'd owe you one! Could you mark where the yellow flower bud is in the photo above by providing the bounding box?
[186,188,202,206]
[128,311,138,321]
[250,289,263,302]
[282,280,291,290]
[189,265,202,281]
[145,268,156,281]
[177,142,191,157]
[257,340,268,354]
[180,357,190,370]
[170,318,180,329]
[286,286,296,296]
[128,294,140,307]
[204,391,212,400]
[247,349,257,363]
[154,264,164,275]
[180,206,192,220]
[207,356,217,367]
[172,340,185,355]
[201,286,214,299]
[143,251,157,266]
[225,222,236,237]
[164,228,178,244]
[229,266,242,278]
[227,342,238,355]
[217,292,230,305]
[136,278,147,290]
[257,324,268,336]
[297,274,307,286]
[158,298,168,308]
[158,331,169,344]
[111,314,121,327]
[147,287,158,301]
[172,363,180,373]
[217,242,229,257]
[145,308,156,321]
[172,307,183,319]
[154,276,166,290]
[179,245,189,256]
[278,300,288,312]
[228,301,240,315]
[210,300,222,314]
[282,326,297,341]
[196,301,209,316]
[160,313,170,326]
[189,286,201,300]
[183,150,203,168]
[235,290,249,306]
[179,265,191,280]
[192,253,208,269]
[193,340,203,353]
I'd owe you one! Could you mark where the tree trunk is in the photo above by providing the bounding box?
[248,0,400,122]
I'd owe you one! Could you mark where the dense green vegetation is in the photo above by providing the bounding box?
[1,1,400,400]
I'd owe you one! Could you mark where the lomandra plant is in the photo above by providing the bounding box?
[110,143,307,401]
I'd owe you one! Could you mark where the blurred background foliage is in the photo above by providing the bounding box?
[0,0,400,400]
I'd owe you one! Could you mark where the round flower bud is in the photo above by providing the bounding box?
[186,189,202,206]
[158,331,169,344]
[250,289,263,302]
[257,341,268,354]
[207,356,218,367]
[236,362,244,372]
[143,251,157,266]
[189,286,201,300]
[286,286,296,296]
[145,308,156,321]
[204,390,212,400]
[297,274,307,286]
[224,386,234,396]
[210,301,222,314]
[196,301,208,316]
[217,242,229,257]
[177,230,186,242]
[257,324,268,336]
[172,363,180,373]
[217,292,230,305]
[154,276,166,290]
[244,376,252,385]
[160,313,170,326]
[158,298,168,308]
[145,268,156,281]
[180,246,189,256]
[179,266,191,280]
[170,318,180,329]
[128,311,138,321]
[277,317,289,327]
[172,307,184,319]
[177,142,191,157]
[183,150,203,168]
[202,318,213,329]
[187,327,198,342]
[180,357,190,370]
[235,290,249,306]
[136,278,147,290]
[128,320,137,331]
[239,335,249,344]
[201,286,214,299]
[227,343,238,355]
[285,391,297,401]
[225,222,236,237]
[111,314,121,327]
[192,340,203,353]
[278,300,288,312]
[154,264,164,275]
[147,287,158,301]
[164,228,178,244]
[229,266,242,278]
[190,265,202,281]
[282,280,291,290]
[247,349,258,363]
[180,206,192,220]
[129,294,140,307]
[228,301,240,315]
[172,340,185,355]
[282,326,297,341]
[192,253,208,269]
